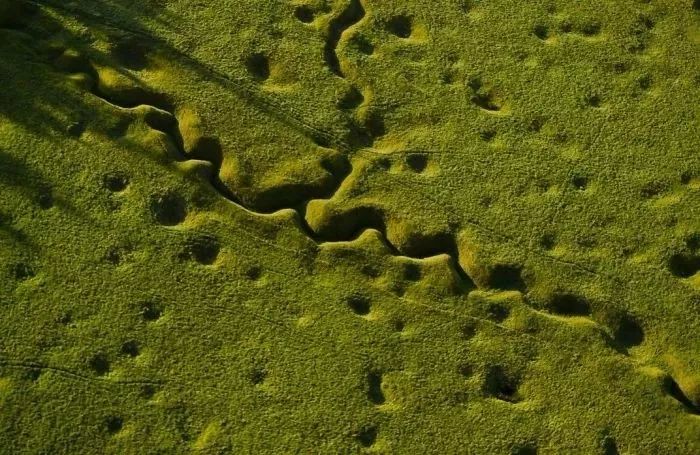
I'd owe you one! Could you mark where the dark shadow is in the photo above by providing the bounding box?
[0,149,46,196]
[547,292,591,316]
[1,0,367,220]
[0,0,171,136]
[600,311,645,354]
[323,0,365,77]
[602,435,620,455]
[31,0,350,152]
[482,364,521,403]
[487,264,526,292]
[0,210,30,244]
[662,375,700,415]
[367,371,385,405]
[669,253,700,278]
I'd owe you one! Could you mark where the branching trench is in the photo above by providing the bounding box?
[12,0,700,417]
[324,0,365,77]
[34,0,478,292]
[88,80,478,292]
[70,78,700,415]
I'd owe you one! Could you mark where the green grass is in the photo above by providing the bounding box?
[0,0,699,452]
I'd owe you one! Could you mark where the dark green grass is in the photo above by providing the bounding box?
[0,0,699,453]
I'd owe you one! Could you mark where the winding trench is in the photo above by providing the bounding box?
[324,0,366,77]
[85,78,477,291]
[32,0,650,299]
[83,83,700,418]
[40,0,475,290]
[9,0,700,419]
[30,0,478,290]
[36,0,631,297]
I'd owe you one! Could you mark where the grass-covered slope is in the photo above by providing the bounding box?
[0,0,699,453]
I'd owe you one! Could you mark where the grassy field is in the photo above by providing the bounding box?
[0,0,699,453]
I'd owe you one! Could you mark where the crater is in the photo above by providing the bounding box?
[511,444,538,455]
[245,53,270,81]
[105,416,123,434]
[350,34,374,55]
[547,293,591,316]
[67,121,85,137]
[486,302,510,323]
[602,436,620,455]
[668,253,700,278]
[471,92,503,112]
[56,312,72,325]
[386,15,412,38]
[141,384,156,399]
[539,232,556,250]
[482,365,521,402]
[180,234,220,265]
[375,156,391,171]
[527,116,546,133]
[391,319,405,332]
[389,282,406,297]
[356,425,378,447]
[141,300,163,322]
[107,118,131,139]
[533,24,549,40]
[37,189,53,210]
[251,366,267,385]
[361,264,381,278]
[637,74,652,91]
[405,153,428,173]
[103,172,129,192]
[681,171,694,185]
[626,15,654,53]
[640,180,666,199]
[338,86,364,110]
[480,129,496,142]
[347,293,370,315]
[150,192,187,226]
[245,266,262,281]
[458,0,473,13]
[89,353,110,376]
[571,174,588,190]
[367,371,385,405]
[121,340,140,357]
[613,313,644,349]
[612,61,629,74]
[686,233,700,251]
[25,368,41,382]
[487,264,526,291]
[104,246,126,266]
[458,362,473,377]
[559,19,573,33]
[294,5,314,23]
[580,21,601,36]
[460,321,477,340]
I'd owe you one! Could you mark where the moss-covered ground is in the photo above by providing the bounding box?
[0,0,699,453]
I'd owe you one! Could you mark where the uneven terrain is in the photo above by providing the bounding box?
[0,0,699,453]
